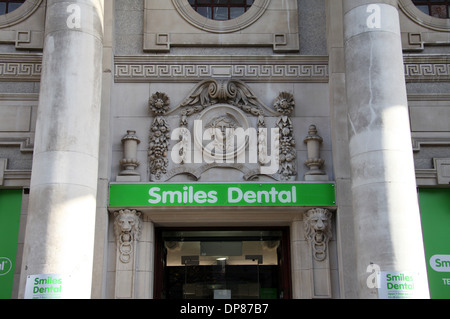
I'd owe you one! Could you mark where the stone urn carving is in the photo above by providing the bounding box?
[118,130,141,181]
[304,125,328,180]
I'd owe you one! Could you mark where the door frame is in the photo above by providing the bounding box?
[153,226,292,299]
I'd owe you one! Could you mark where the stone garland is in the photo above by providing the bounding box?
[274,92,297,180]
[148,92,171,180]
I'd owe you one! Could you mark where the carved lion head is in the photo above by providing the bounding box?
[114,209,142,241]
[304,208,332,244]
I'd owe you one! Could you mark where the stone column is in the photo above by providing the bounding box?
[19,0,104,298]
[343,0,429,298]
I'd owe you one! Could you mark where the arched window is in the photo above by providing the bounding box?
[412,0,450,18]
[0,0,25,15]
[188,0,254,20]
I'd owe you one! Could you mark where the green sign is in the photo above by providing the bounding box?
[0,189,22,299]
[109,183,336,208]
[24,274,65,299]
[378,271,425,299]
[419,188,450,299]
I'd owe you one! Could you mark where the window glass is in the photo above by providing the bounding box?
[190,0,253,20]
[0,0,25,15]
[412,0,450,18]
[159,230,287,299]
[214,6,228,20]
[230,7,245,19]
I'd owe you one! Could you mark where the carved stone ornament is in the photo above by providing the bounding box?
[276,115,297,180]
[273,92,295,115]
[304,208,332,262]
[147,79,299,181]
[304,125,325,176]
[148,92,171,180]
[193,105,250,162]
[149,92,170,115]
[114,209,142,264]
[179,78,276,117]
[119,130,141,176]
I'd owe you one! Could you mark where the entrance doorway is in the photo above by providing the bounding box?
[154,228,291,299]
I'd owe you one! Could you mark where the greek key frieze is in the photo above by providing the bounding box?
[404,55,450,82]
[114,56,330,83]
[0,54,42,82]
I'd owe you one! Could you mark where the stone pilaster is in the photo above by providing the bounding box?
[19,0,104,298]
[343,0,429,298]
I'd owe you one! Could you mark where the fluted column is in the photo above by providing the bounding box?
[19,0,104,298]
[343,0,429,298]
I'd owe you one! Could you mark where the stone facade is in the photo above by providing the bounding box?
[0,0,448,299]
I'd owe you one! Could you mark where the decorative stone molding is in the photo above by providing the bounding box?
[114,55,329,83]
[0,0,43,28]
[304,208,332,262]
[171,0,271,33]
[144,0,298,52]
[178,78,275,117]
[114,209,142,264]
[113,54,450,84]
[0,54,42,81]
[0,0,45,50]
[404,55,450,82]
[435,158,450,185]
[399,0,450,32]
[415,157,450,186]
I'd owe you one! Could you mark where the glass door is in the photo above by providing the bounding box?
[154,228,291,299]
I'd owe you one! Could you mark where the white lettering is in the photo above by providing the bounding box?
[148,187,161,204]
[228,187,243,203]
[278,190,291,203]
[148,185,298,205]
[366,4,381,29]
[430,255,450,272]
[66,4,81,29]
[207,191,218,203]
[171,121,280,175]
[366,264,381,289]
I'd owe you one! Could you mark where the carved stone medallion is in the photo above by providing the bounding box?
[193,104,250,162]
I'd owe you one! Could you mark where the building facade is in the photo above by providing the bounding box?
[0,0,449,299]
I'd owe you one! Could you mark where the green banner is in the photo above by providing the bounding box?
[109,183,335,208]
[0,189,22,299]
[419,188,450,299]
